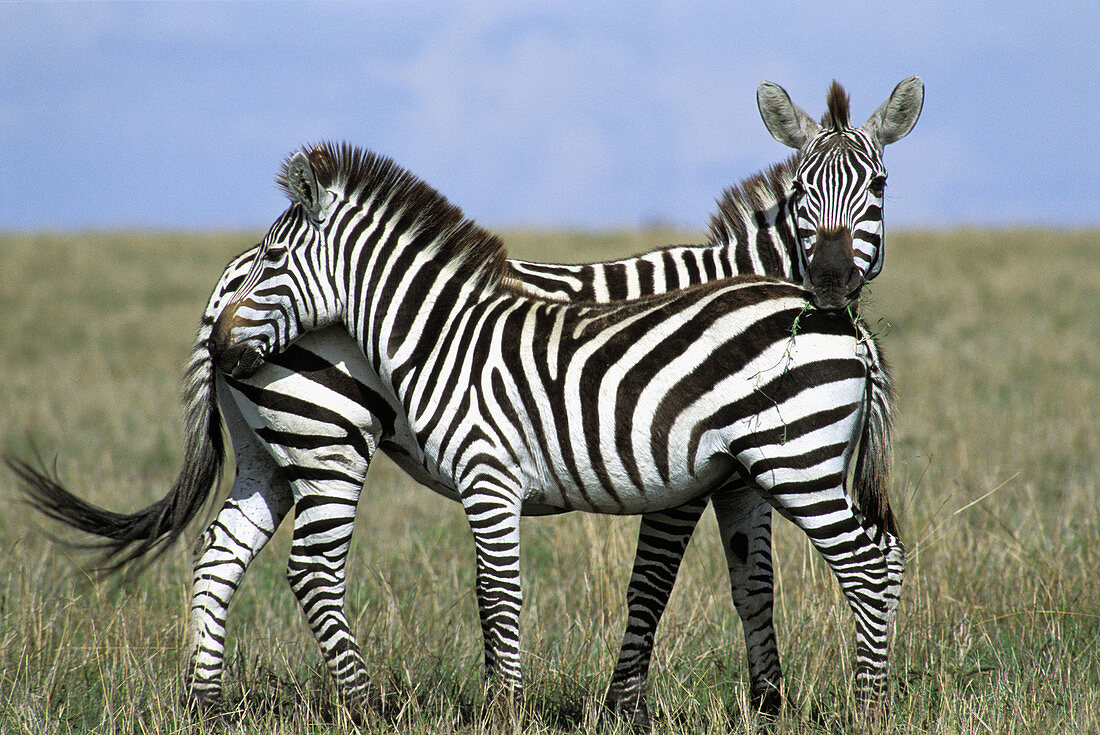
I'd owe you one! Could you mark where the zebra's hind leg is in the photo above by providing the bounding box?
[711,489,783,717]
[286,479,379,719]
[766,479,900,709]
[855,517,906,706]
[186,417,293,713]
[604,495,708,734]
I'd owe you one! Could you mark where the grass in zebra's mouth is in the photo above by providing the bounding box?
[0,228,1098,733]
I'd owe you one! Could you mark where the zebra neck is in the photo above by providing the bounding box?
[705,155,802,281]
[339,225,507,371]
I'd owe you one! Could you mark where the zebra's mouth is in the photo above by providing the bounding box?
[210,306,271,379]
[804,227,863,311]
[806,278,864,311]
[212,342,267,379]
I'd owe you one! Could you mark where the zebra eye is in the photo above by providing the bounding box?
[791,179,806,197]
[869,176,887,197]
[262,244,287,263]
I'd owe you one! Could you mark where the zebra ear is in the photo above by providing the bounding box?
[287,152,326,221]
[758,81,820,150]
[862,75,924,149]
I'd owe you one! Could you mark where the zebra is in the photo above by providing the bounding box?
[7,78,920,728]
[206,143,905,713]
[12,141,903,724]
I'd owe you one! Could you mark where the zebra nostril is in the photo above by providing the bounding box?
[847,268,865,295]
[232,347,267,379]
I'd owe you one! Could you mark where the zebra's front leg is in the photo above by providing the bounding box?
[711,489,782,716]
[460,485,525,714]
[286,480,378,717]
[186,432,293,712]
[604,495,708,733]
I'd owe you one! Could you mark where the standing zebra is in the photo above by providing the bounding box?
[205,143,904,711]
[8,78,921,728]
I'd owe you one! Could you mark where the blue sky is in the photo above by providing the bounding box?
[2,2,1097,231]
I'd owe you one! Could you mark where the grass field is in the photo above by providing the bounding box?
[0,227,1097,733]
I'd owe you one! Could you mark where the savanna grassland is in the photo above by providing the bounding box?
[0,227,1097,734]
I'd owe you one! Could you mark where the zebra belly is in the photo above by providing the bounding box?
[379,443,574,516]
[522,452,735,515]
[222,358,382,495]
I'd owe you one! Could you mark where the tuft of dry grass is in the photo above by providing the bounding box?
[1,228,1097,733]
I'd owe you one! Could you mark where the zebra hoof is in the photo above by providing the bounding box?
[183,690,230,722]
[342,685,384,726]
[480,684,523,730]
[751,682,782,718]
[603,688,652,734]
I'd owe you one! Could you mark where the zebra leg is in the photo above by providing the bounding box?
[856,516,906,704]
[459,485,524,710]
[285,478,378,715]
[186,403,293,711]
[765,481,901,709]
[604,495,708,732]
[711,489,783,716]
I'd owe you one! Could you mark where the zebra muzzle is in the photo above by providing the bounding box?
[210,313,268,378]
[804,228,863,310]
[213,342,267,379]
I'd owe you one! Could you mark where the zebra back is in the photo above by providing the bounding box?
[507,157,801,302]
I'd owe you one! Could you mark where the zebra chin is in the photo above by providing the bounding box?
[212,342,268,379]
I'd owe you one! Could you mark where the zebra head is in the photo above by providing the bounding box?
[757,76,923,310]
[211,151,341,378]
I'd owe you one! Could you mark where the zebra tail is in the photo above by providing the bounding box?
[853,331,898,538]
[7,329,224,575]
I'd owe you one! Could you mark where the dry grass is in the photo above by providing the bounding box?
[0,228,1097,733]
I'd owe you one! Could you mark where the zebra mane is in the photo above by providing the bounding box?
[823,80,851,130]
[705,155,799,250]
[279,142,512,292]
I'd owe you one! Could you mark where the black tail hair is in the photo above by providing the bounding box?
[7,336,224,575]
[853,328,898,537]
